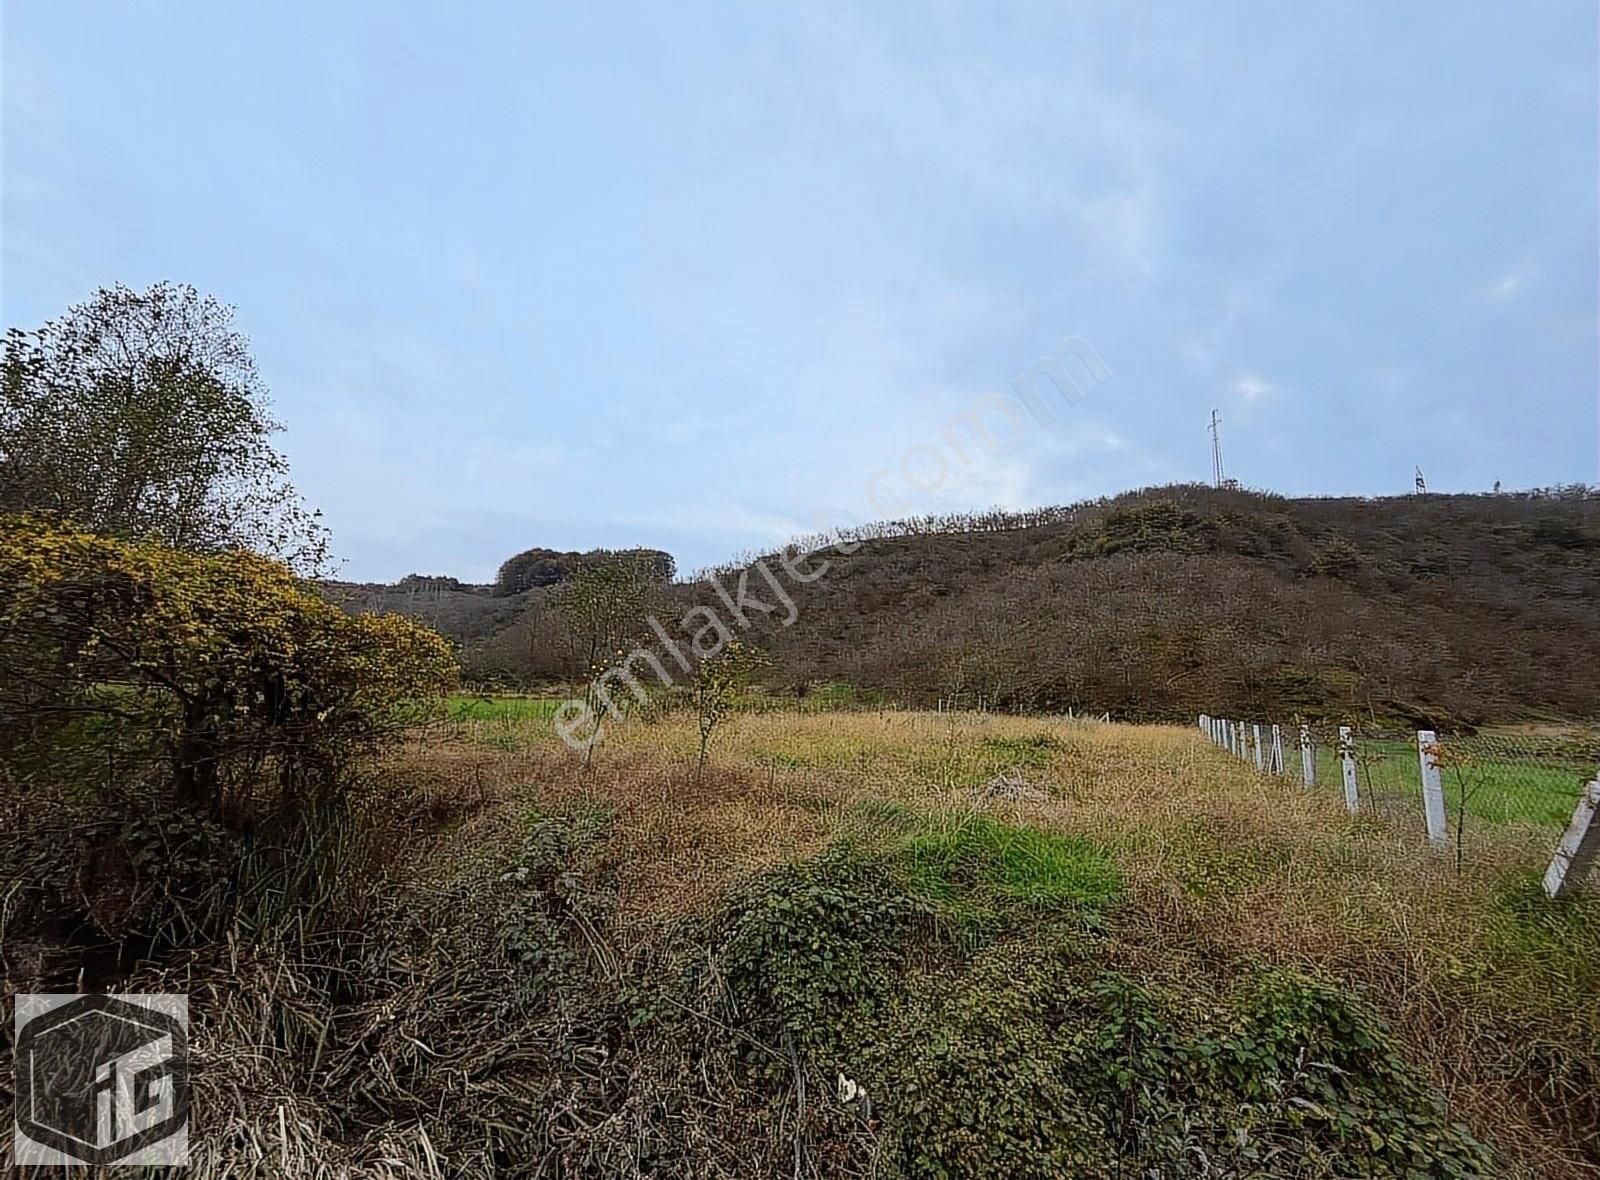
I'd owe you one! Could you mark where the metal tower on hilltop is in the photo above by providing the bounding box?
[1209,409,1226,488]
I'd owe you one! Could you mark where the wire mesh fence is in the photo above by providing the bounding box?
[1199,714,1600,892]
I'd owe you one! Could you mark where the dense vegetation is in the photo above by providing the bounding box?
[434,483,1600,727]
[1,282,331,573]
[0,517,456,979]
[323,545,676,650]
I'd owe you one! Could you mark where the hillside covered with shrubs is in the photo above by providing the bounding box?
[455,484,1600,727]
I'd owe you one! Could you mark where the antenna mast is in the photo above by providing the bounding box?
[1209,409,1226,488]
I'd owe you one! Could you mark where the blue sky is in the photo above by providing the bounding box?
[4,3,1596,582]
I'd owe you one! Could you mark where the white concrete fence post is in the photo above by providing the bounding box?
[1253,724,1265,771]
[1417,730,1448,849]
[1270,724,1285,775]
[1338,726,1360,814]
[1300,724,1315,788]
[1544,771,1600,898]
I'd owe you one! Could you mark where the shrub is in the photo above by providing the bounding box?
[859,945,1493,1179]
[692,639,766,776]
[0,514,457,824]
[1066,498,1214,558]
[713,846,921,1070]
[704,842,1490,1179]
[1310,533,1365,578]
[497,809,618,1010]
[0,515,457,970]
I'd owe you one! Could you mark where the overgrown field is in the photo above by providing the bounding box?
[26,707,1585,1178]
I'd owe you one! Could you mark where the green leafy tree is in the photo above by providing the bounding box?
[495,545,675,596]
[554,556,662,765]
[1,282,330,573]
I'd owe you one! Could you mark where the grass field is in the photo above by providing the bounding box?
[448,695,1596,831]
[444,692,566,722]
[359,705,1600,1176]
[1307,735,1595,829]
[100,703,1598,1176]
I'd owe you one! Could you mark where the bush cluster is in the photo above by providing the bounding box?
[0,514,457,975]
[704,843,1493,1178]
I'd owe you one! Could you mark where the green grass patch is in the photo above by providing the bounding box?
[446,694,564,722]
[805,680,888,709]
[897,813,1122,914]
[913,731,1064,790]
[1484,874,1600,1002]
[1314,740,1591,828]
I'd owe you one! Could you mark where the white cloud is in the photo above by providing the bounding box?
[1233,372,1275,402]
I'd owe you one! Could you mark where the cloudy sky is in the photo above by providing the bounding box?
[4,3,1596,581]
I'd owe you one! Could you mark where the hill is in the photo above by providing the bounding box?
[395,484,1600,727]
[14,517,1600,1176]
[323,575,530,646]
[727,484,1600,726]
[322,546,675,648]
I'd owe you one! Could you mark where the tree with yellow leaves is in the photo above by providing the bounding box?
[0,514,457,827]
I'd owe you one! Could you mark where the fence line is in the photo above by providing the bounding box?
[1198,713,1600,897]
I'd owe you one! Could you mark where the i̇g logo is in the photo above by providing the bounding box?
[13,993,190,1166]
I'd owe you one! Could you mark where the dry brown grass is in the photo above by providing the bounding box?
[42,708,1586,1177]
[411,706,1598,1177]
